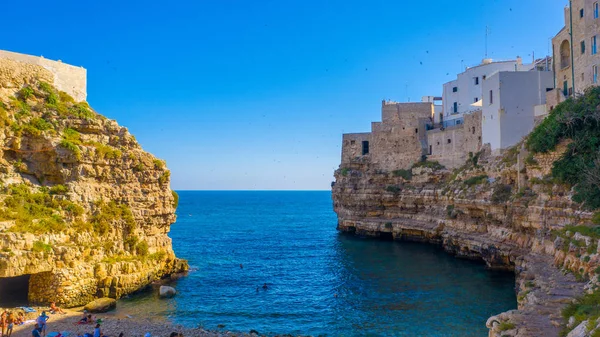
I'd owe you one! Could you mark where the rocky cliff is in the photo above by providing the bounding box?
[0,58,187,307]
[333,114,600,336]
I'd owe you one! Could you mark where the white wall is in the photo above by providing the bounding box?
[443,60,530,123]
[482,71,554,151]
[481,74,502,150]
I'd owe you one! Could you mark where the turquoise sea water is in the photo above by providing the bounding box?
[119,191,516,336]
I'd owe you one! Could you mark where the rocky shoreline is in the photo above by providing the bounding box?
[332,145,599,337]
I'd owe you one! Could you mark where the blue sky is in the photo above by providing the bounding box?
[1,0,564,190]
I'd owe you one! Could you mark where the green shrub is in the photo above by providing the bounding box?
[463,175,488,187]
[47,91,58,105]
[18,86,34,101]
[562,288,600,330]
[392,169,412,180]
[525,153,538,165]
[148,251,166,261]
[340,168,349,176]
[497,321,515,331]
[446,205,457,219]
[38,82,52,94]
[59,139,81,158]
[526,87,600,209]
[412,160,445,171]
[384,222,393,229]
[69,102,95,119]
[172,190,179,209]
[159,171,171,185]
[1,184,69,234]
[90,142,122,160]
[90,200,136,236]
[135,240,149,256]
[32,241,52,253]
[386,185,401,194]
[491,184,512,204]
[49,185,68,195]
[153,159,165,169]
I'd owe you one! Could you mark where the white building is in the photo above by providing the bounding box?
[442,58,533,127]
[481,70,554,152]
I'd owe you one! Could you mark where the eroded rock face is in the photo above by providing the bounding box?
[0,58,187,307]
[332,146,596,337]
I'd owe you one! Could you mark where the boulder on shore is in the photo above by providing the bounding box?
[159,285,176,298]
[83,297,117,313]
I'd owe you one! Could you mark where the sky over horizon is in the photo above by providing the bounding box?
[0,0,565,190]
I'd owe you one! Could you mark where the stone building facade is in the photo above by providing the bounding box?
[548,0,600,108]
[426,111,482,168]
[0,50,87,102]
[341,101,433,171]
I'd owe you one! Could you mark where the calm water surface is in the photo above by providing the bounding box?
[118,191,516,337]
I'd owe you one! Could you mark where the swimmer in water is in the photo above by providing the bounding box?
[262,283,268,290]
[240,264,243,269]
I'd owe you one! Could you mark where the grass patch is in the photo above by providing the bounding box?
[32,241,52,253]
[412,160,445,171]
[498,321,515,331]
[392,169,412,180]
[90,200,136,236]
[562,289,600,333]
[463,175,488,187]
[158,171,171,185]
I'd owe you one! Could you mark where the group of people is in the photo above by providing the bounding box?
[0,310,25,337]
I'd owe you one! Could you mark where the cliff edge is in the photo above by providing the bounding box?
[0,57,187,307]
[333,88,600,336]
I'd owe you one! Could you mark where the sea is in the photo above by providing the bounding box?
[117,191,516,337]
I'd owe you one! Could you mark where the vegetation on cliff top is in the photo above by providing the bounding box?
[527,87,600,210]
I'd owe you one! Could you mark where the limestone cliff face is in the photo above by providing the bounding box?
[332,145,598,337]
[0,58,187,306]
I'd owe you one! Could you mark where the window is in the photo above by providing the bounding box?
[581,8,585,18]
[482,75,486,80]
[447,139,452,144]
[581,40,586,54]
[452,86,458,92]
[472,127,476,134]
[453,102,458,113]
[361,141,369,155]
[474,97,479,103]
[594,65,598,84]
[582,72,585,82]
[595,2,599,18]
[489,90,493,104]
[429,145,432,155]
[474,77,479,85]
[415,128,418,134]
[593,36,597,55]
[350,140,355,145]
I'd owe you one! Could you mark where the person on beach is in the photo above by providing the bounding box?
[6,312,14,337]
[93,323,102,337]
[50,302,66,315]
[78,314,93,324]
[16,312,25,325]
[36,312,49,336]
[32,323,42,337]
[1,310,7,336]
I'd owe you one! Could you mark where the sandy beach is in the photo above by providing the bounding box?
[5,307,278,337]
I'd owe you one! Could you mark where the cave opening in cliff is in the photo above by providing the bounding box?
[379,232,394,241]
[0,274,31,306]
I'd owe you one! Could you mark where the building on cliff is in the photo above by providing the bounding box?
[482,70,554,153]
[442,58,531,127]
[0,50,87,102]
[547,1,600,109]
[342,100,434,171]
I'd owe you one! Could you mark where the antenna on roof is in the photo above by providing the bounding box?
[485,26,490,58]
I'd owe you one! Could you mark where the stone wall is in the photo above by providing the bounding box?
[341,133,371,165]
[0,50,87,102]
[370,101,432,171]
[426,111,482,169]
